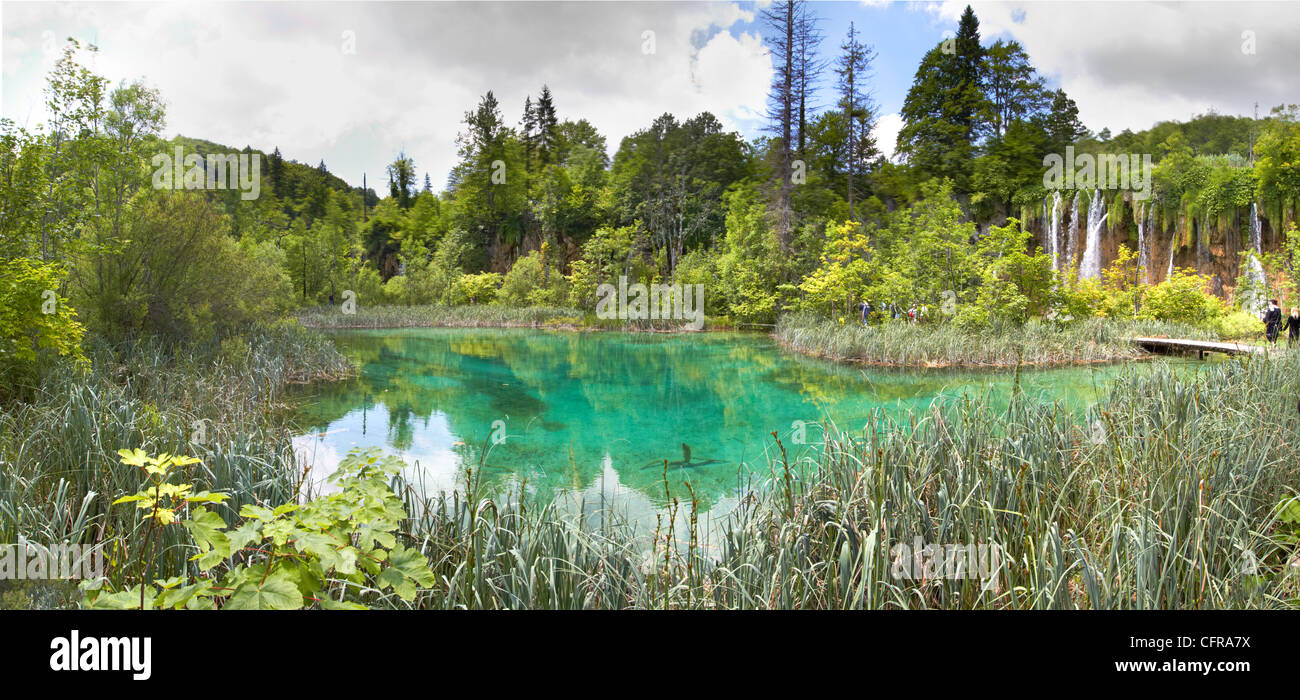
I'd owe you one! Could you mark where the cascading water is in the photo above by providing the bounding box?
[1135,201,1148,282]
[1065,191,1080,273]
[1040,192,1060,270]
[1166,230,1176,279]
[1242,202,1267,317]
[1250,202,1263,254]
[1079,189,1108,280]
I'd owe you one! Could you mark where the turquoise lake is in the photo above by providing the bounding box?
[290,328,1204,528]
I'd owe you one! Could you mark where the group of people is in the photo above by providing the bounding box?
[855,301,926,326]
[1261,299,1300,346]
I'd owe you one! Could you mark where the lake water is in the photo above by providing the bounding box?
[290,328,1201,531]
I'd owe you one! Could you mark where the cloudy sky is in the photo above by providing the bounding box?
[2,1,1295,191]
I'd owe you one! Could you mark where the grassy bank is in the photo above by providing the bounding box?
[297,304,727,332]
[0,321,350,605]
[388,353,1299,609]
[298,304,586,329]
[775,312,1217,367]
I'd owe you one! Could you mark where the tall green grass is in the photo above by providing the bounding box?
[0,321,351,583]
[8,316,1296,610]
[383,354,1298,609]
[776,312,1216,367]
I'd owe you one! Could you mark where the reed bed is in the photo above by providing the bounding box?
[0,321,351,583]
[7,315,1296,610]
[298,304,586,329]
[775,312,1216,367]
[383,354,1299,610]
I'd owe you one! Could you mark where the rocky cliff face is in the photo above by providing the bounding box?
[1019,190,1278,299]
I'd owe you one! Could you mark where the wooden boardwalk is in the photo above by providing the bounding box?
[1130,336,1267,358]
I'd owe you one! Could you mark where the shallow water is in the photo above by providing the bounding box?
[290,328,1204,528]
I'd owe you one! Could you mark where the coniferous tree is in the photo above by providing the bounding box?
[896,4,987,193]
[1043,88,1088,149]
[761,0,800,250]
[835,22,876,219]
[794,2,826,158]
[267,147,285,199]
[521,95,538,172]
[534,86,559,166]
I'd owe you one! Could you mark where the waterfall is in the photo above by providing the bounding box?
[1079,189,1108,280]
[1242,202,1267,317]
[1250,202,1262,254]
[1065,191,1080,274]
[1136,201,1148,282]
[1242,254,1267,317]
[1166,228,1176,279]
[1047,191,1062,272]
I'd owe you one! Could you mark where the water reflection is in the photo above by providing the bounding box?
[291,328,1199,532]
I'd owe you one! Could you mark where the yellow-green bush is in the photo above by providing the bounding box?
[451,272,502,305]
[0,257,87,399]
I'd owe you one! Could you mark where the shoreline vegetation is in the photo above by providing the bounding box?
[0,321,353,609]
[298,303,1231,368]
[297,303,731,332]
[775,312,1218,368]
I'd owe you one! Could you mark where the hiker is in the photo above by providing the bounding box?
[908,305,918,324]
[1285,307,1300,347]
[1263,299,1282,346]
[856,300,870,326]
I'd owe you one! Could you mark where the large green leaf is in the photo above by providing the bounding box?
[224,573,304,610]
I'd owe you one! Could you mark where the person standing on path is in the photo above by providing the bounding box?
[1264,299,1283,347]
[1284,307,1300,347]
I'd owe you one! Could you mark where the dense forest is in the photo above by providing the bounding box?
[7,6,1300,394]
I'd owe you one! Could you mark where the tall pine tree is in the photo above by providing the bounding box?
[896,4,987,194]
[835,22,876,219]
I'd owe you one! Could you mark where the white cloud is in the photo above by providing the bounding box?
[873,112,904,161]
[924,1,1299,136]
[2,1,771,188]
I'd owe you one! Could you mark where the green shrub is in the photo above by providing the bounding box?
[1139,267,1226,326]
[1209,310,1264,340]
[451,272,502,305]
[81,448,435,609]
[0,257,87,399]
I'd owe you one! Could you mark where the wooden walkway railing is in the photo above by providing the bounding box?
[1130,336,1267,358]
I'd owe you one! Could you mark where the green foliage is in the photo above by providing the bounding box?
[796,219,871,315]
[1140,267,1227,326]
[965,219,1054,326]
[500,247,566,307]
[564,224,638,310]
[0,257,87,398]
[82,448,434,609]
[451,272,502,305]
[716,185,782,323]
